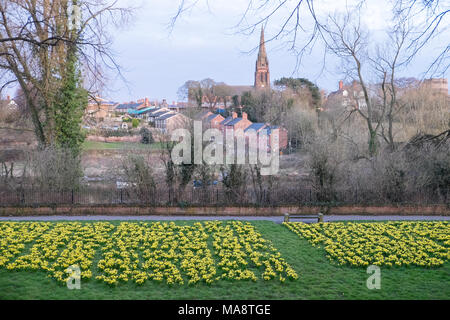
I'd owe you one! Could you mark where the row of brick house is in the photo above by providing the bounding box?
[84,95,288,150]
[197,111,288,150]
[86,96,189,120]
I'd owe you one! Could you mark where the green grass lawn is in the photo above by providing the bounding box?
[0,221,448,300]
[82,140,163,151]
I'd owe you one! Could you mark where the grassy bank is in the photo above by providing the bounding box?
[0,221,448,300]
[82,141,164,151]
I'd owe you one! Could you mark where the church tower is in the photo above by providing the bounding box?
[254,26,270,90]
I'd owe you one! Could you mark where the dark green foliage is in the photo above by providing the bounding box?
[139,127,154,144]
[53,52,88,155]
[240,91,289,123]
[274,77,321,109]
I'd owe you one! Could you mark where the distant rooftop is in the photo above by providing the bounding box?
[150,110,172,118]
[220,116,234,126]
[156,113,178,121]
[206,114,221,122]
[245,123,267,132]
[116,102,143,110]
[225,117,243,126]
[127,107,155,115]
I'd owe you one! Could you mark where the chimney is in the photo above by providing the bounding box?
[339,80,343,91]
[242,112,248,120]
[232,112,238,119]
[145,98,149,107]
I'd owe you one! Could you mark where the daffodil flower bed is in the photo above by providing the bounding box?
[284,221,450,267]
[0,221,298,286]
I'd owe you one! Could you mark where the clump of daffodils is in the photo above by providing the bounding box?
[284,221,450,268]
[0,221,298,286]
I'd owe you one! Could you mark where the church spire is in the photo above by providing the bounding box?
[255,26,270,89]
[258,26,267,61]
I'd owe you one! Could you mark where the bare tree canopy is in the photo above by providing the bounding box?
[171,0,449,75]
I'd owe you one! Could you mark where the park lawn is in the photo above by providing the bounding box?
[0,220,448,300]
[82,140,163,151]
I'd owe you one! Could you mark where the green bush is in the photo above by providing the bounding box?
[139,127,154,144]
[132,118,140,128]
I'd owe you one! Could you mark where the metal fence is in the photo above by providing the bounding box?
[0,185,447,207]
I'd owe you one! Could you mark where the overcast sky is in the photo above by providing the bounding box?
[103,0,448,103]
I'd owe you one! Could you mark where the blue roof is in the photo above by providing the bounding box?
[220,116,233,125]
[260,126,280,135]
[206,114,221,122]
[225,118,242,126]
[150,110,171,118]
[245,123,267,132]
[116,103,143,110]
[157,113,177,120]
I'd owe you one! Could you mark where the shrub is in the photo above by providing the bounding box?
[306,137,347,202]
[27,146,83,192]
[139,127,154,144]
[122,155,156,203]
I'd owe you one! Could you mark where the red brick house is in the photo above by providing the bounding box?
[203,113,225,129]
[222,112,252,135]
[86,97,118,119]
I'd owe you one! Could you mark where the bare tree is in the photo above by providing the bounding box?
[171,1,448,76]
[393,0,449,75]
[178,78,226,109]
[0,0,133,146]
[214,84,232,109]
[178,80,203,107]
[372,18,412,151]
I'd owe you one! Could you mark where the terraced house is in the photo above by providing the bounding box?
[203,113,225,129]
[155,112,190,134]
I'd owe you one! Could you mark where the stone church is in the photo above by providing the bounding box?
[254,26,270,90]
[225,26,271,97]
[189,27,272,108]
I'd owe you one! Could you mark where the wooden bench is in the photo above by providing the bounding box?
[284,213,324,223]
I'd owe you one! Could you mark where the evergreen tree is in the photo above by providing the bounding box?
[53,51,88,155]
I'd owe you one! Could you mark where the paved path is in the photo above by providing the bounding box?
[0,215,448,223]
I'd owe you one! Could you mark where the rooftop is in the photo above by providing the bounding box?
[116,102,143,110]
[206,113,221,122]
[220,116,234,126]
[225,117,243,126]
[156,113,177,121]
[245,123,267,132]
